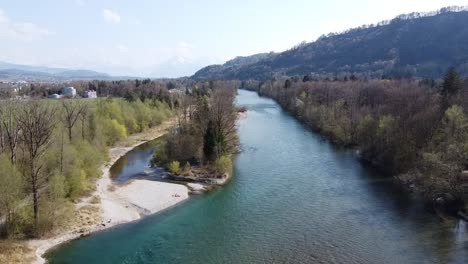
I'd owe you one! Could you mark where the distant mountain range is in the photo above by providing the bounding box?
[193,6,468,80]
[0,62,117,82]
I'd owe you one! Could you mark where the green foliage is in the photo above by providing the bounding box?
[441,67,463,97]
[183,162,191,173]
[436,105,468,144]
[7,206,34,238]
[67,169,85,199]
[159,84,238,175]
[94,98,172,144]
[103,119,128,145]
[214,156,232,174]
[0,96,172,237]
[75,141,107,180]
[0,155,23,238]
[377,115,398,144]
[429,105,468,167]
[152,138,169,165]
[203,121,217,161]
[167,161,181,175]
[48,175,68,201]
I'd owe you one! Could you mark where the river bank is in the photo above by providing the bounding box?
[26,119,195,264]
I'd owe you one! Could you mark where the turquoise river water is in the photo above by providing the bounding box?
[47,90,467,264]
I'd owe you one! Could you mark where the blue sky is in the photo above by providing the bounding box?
[0,0,466,77]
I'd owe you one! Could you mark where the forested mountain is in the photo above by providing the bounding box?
[194,7,468,80]
[194,52,275,80]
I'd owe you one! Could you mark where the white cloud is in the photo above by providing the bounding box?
[102,9,121,24]
[0,9,50,41]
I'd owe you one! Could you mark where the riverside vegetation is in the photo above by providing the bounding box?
[243,68,468,212]
[153,81,239,183]
[0,87,173,260]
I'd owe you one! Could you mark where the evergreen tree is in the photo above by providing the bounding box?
[441,67,462,97]
[203,121,217,161]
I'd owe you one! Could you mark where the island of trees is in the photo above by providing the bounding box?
[154,81,239,184]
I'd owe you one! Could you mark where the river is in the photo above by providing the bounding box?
[47,89,467,264]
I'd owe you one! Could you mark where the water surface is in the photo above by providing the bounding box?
[110,140,159,183]
[48,90,467,264]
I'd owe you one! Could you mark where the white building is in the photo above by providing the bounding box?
[82,90,97,98]
[48,93,62,99]
[62,87,77,97]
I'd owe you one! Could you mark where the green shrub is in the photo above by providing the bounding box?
[152,138,168,165]
[0,155,24,238]
[75,141,106,180]
[183,162,191,173]
[167,161,181,175]
[49,175,68,200]
[103,119,127,145]
[67,169,87,200]
[215,156,232,174]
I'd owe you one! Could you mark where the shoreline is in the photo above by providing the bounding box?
[28,119,192,264]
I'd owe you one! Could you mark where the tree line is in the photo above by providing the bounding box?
[1,78,193,106]
[245,68,468,210]
[0,97,172,238]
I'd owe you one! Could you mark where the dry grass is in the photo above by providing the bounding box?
[90,195,101,204]
[73,205,101,232]
[120,119,176,147]
[0,240,36,264]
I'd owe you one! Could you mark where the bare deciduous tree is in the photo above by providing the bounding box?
[79,104,89,140]
[209,87,238,159]
[0,100,21,163]
[62,100,87,141]
[17,101,56,228]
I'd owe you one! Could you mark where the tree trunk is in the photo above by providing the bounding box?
[10,144,16,164]
[33,185,38,224]
[60,130,64,173]
[81,117,85,140]
[0,127,4,155]
[31,161,39,229]
[68,126,72,142]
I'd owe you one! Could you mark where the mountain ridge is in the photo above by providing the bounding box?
[193,6,468,80]
[0,61,117,81]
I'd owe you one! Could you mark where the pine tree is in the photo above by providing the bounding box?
[203,121,217,161]
[441,67,462,97]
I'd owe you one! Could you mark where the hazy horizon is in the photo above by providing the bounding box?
[0,0,466,78]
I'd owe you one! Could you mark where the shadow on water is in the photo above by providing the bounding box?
[110,138,165,183]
